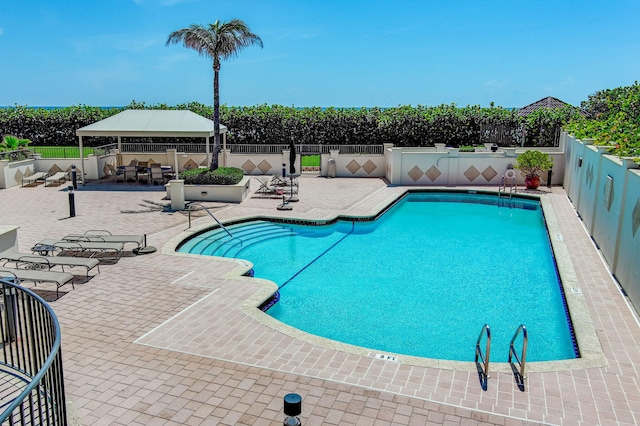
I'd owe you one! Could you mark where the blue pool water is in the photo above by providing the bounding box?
[179,192,577,362]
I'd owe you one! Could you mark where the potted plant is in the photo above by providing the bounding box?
[514,150,553,189]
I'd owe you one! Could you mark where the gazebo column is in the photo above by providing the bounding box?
[79,135,86,186]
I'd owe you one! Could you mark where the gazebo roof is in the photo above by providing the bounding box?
[76,109,227,138]
[517,96,571,117]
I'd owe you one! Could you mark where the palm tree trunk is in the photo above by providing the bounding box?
[211,65,221,170]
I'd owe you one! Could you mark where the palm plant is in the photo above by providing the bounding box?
[167,19,263,170]
[1,135,31,151]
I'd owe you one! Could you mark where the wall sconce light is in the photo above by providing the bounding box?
[578,157,583,167]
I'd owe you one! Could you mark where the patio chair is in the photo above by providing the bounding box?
[108,164,125,182]
[253,176,284,197]
[0,266,75,298]
[0,249,100,279]
[44,171,68,186]
[22,171,49,187]
[33,238,124,262]
[150,165,166,185]
[62,230,146,249]
[124,164,138,181]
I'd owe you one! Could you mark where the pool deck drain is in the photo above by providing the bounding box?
[0,178,638,425]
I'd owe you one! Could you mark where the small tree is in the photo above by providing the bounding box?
[515,150,553,177]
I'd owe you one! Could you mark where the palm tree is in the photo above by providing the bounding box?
[167,19,263,170]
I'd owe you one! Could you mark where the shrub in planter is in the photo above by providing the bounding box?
[515,150,553,189]
[179,167,244,185]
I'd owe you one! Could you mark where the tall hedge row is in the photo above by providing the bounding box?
[0,101,577,148]
[565,82,640,157]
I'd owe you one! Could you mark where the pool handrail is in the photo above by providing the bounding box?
[186,202,236,241]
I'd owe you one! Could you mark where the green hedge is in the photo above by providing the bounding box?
[178,167,244,185]
[565,82,640,157]
[0,100,577,148]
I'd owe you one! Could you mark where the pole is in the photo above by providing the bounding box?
[68,186,76,217]
[71,164,78,189]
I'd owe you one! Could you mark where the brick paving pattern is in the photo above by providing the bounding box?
[1,176,638,425]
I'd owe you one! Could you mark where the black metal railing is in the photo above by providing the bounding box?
[0,277,67,425]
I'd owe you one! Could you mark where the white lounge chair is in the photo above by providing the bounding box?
[0,249,100,279]
[253,176,283,197]
[22,171,49,187]
[45,172,68,186]
[62,230,146,249]
[0,266,75,298]
[33,238,124,262]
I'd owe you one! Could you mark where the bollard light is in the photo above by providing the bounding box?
[282,163,287,179]
[547,168,552,188]
[68,185,76,217]
[283,393,301,426]
[71,164,78,189]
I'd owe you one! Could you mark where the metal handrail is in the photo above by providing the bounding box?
[186,202,234,240]
[475,324,491,382]
[508,324,528,380]
[0,277,67,425]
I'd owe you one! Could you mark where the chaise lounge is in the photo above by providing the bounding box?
[0,249,100,279]
[33,238,124,262]
[22,171,49,187]
[44,172,68,187]
[62,230,146,250]
[0,266,75,298]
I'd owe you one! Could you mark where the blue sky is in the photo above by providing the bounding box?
[1,0,639,108]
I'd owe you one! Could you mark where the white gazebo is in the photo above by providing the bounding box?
[76,109,228,182]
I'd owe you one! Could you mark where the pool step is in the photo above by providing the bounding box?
[184,221,297,257]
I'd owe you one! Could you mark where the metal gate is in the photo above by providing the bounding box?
[298,145,321,175]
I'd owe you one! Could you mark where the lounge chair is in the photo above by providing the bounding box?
[45,172,68,186]
[253,176,284,197]
[33,238,124,261]
[0,249,100,279]
[0,266,75,298]
[22,171,49,187]
[62,230,146,249]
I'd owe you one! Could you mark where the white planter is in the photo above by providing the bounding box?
[166,176,251,203]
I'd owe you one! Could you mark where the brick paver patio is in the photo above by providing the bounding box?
[1,176,638,425]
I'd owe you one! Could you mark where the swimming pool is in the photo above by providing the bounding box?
[179,192,578,362]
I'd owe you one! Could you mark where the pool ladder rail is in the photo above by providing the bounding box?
[475,324,491,391]
[509,324,528,391]
[498,171,517,198]
[474,324,528,391]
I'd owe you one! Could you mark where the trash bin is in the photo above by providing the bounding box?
[327,158,336,178]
